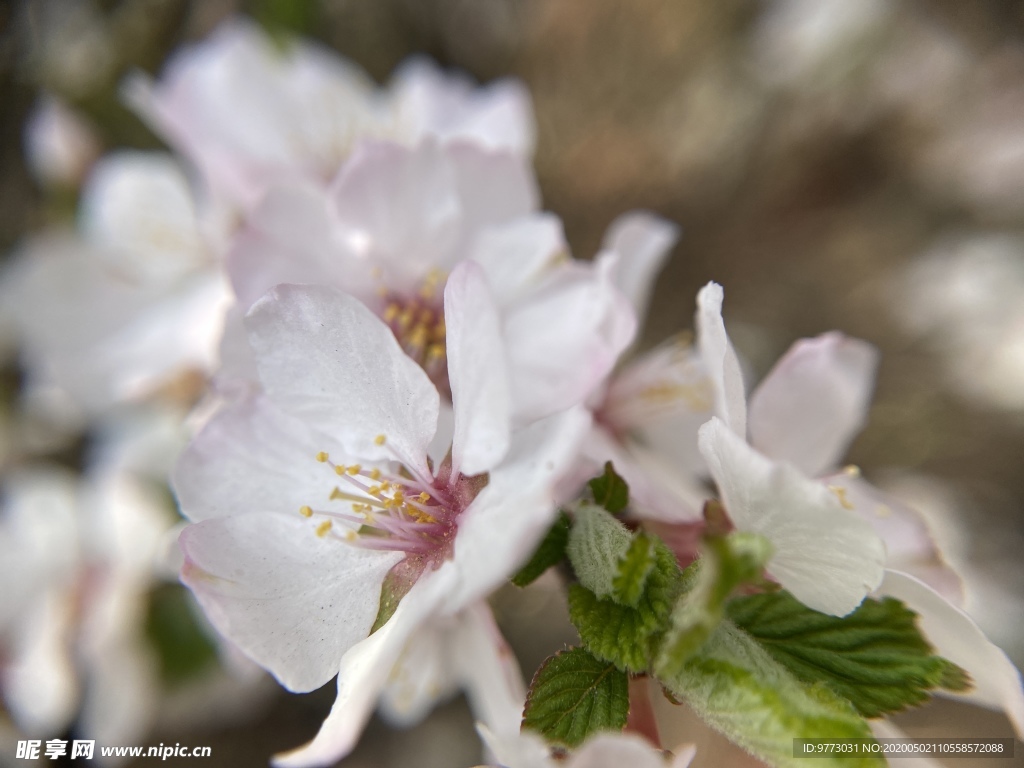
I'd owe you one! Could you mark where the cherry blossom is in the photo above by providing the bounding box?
[175,280,589,766]
[125,17,534,213]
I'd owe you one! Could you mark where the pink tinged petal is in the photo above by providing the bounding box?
[447,142,539,242]
[602,211,680,321]
[447,408,591,611]
[272,565,458,768]
[445,261,511,476]
[328,140,461,282]
[246,284,439,475]
[696,282,746,438]
[468,214,567,309]
[179,513,402,693]
[748,333,879,476]
[698,418,885,616]
[172,395,347,523]
[878,570,1024,737]
[505,255,637,423]
[227,181,371,311]
[388,57,536,155]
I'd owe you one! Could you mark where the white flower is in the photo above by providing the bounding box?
[5,152,231,415]
[174,283,589,766]
[694,283,886,616]
[582,212,719,523]
[124,17,534,213]
[222,139,635,423]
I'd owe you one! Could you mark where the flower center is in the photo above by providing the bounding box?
[376,269,450,400]
[297,447,461,568]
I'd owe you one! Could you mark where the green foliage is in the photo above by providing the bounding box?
[657,532,772,676]
[659,621,884,768]
[566,504,633,599]
[612,531,656,607]
[144,584,218,687]
[513,512,572,587]
[522,647,629,748]
[568,537,682,673]
[726,591,973,717]
[588,461,629,514]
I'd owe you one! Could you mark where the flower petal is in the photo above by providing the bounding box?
[80,152,207,284]
[446,407,590,611]
[180,512,401,693]
[272,565,457,767]
[748,333,879,476]
[602,211,679,321]
[505,255,636,423]
[227,181,372,311]
[246,284,439,476]
[446,261,511,476]
[447,142,539,241]
[695,282,746,438]
[698,418,885,616]
[328,140,461,286]
[453,602,527,737]
[878,570,1024,737]
[173,395,349,523]
[468,214,567,309]
[388,57,536,154]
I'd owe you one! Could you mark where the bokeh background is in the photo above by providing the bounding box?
[1,0,1023,765]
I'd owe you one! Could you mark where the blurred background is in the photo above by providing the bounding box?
[1,0,1023,765]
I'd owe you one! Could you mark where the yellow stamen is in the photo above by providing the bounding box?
[347,464,361,475]
[315,451,329,463]
[299,505,313,518]
[315,520,333,538]
[369,468,382,480]
[383,304,400,323]
[827,485,854,510]
[374,434,387,446]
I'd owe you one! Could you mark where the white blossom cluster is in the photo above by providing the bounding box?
[1,16,1022,768]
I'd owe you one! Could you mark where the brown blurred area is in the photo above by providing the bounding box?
[2,0,1024,765]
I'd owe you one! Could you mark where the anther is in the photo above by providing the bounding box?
[299,505,313,518]
[374,434,387,446]
[316,451,329,463]
[316,520,333,538]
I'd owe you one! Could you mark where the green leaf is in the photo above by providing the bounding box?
[513,511,571,587]
[569,537,682,673]
[144,584,218,688]
[658,621,883,768]
[657,532,773,676]
[588,461,629,514]
[726,591,973,718]
[522,647,629,748]
[612,531,656,607]
[566,504,632,599]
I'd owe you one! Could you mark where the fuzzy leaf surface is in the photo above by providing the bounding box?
[658,621,882,768]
